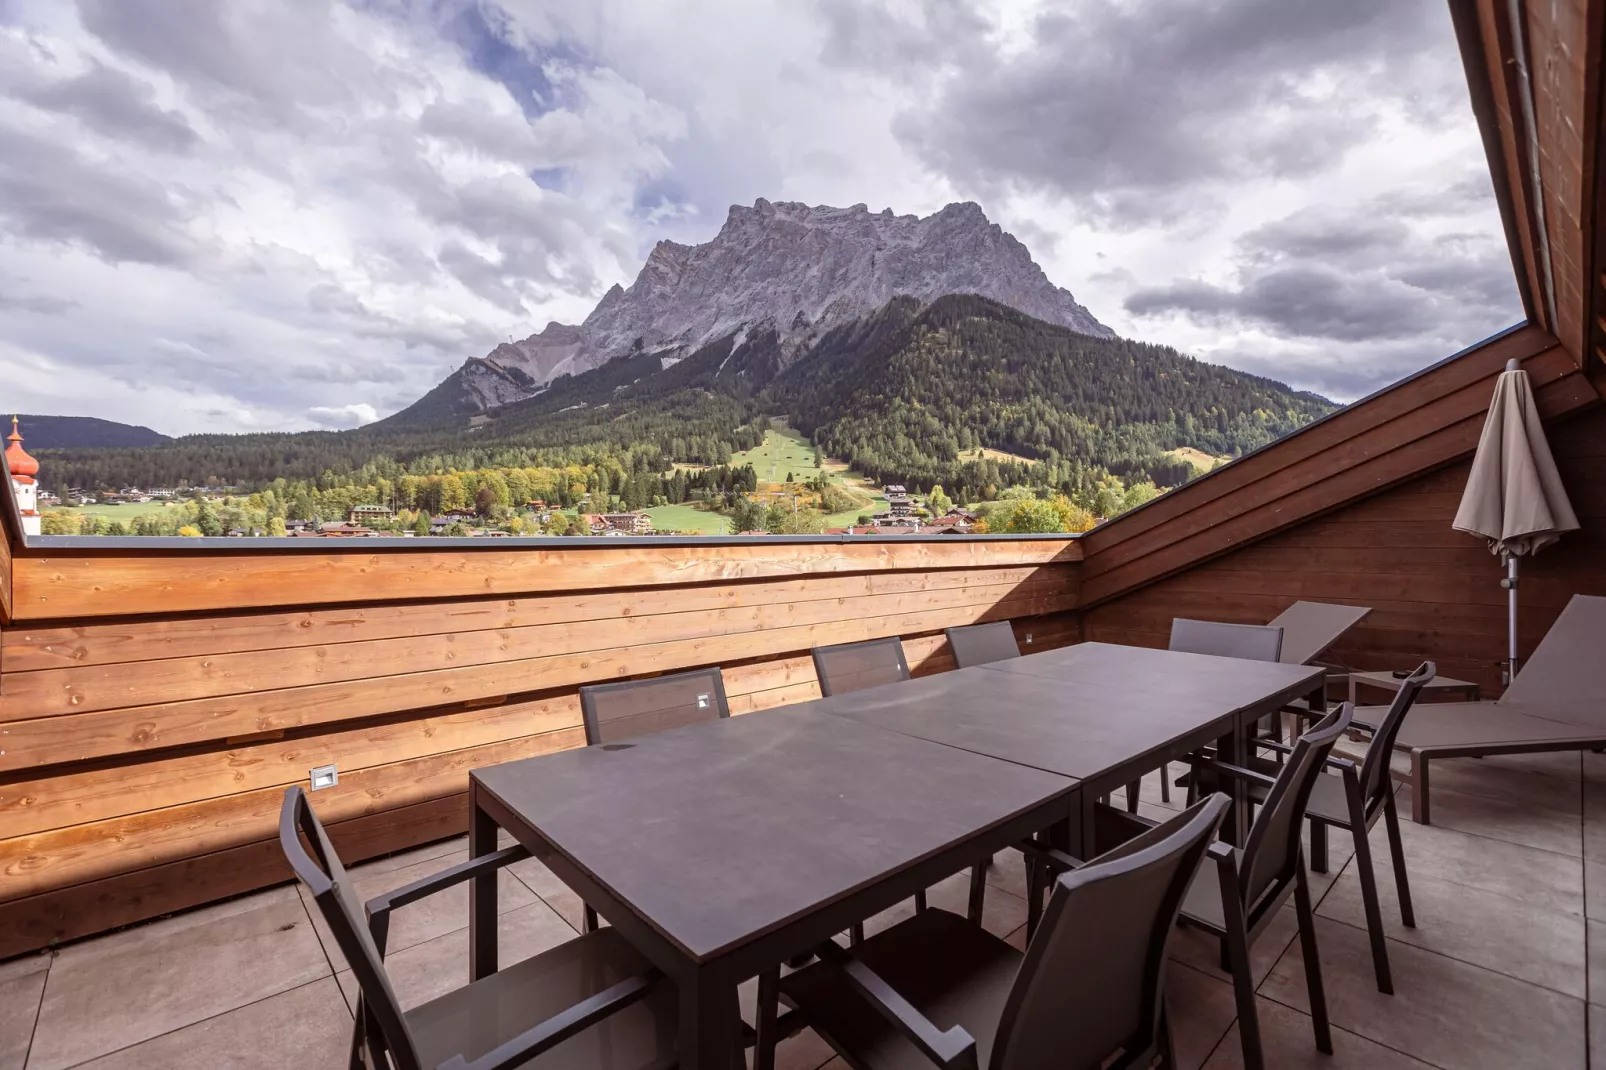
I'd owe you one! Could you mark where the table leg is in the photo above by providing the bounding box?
[1226,713,1250,846]
[679,966,741,1070]
[469,783,498,981]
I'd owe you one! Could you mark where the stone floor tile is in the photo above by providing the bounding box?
[1201,996,1435,1068]
[346,835,466,879]
[1590,1003,1606,1068]
[982,849,1029,900]
[335,899,577,1011]
[1384,812,1584,916]
[1169,905,1301,989]
[1587,861,1606,921]
[738,977,835,1070]
[0,954,49,1070]
[1165,960,1238,1070]
[1396,783,1582,857]
[1424,753,1583,816]
[924,871,1026,939]
[1319,866,1587,997]
[508,855,589,934]
[300,849,536,962]
[70,978,350,1070]
[1260,915,1587,1070]
[28,886,329,1070]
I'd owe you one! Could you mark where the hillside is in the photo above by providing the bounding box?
[38,295,1335,503]
[12,415,170,450]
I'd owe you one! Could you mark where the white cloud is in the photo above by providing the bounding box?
[0,0,1522,437]
[307,402,379,428]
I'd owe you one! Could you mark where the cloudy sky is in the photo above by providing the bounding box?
[0,0,1522,435]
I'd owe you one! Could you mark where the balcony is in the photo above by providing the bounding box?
[2,1,1606,1066]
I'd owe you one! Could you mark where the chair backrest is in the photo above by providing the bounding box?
[1357,662,1434,813]
[1499,594,1606,713]
[812,637,911,697]
[1266,601,1372,665]
[1240,703,1353,911]
[280,786,421,1070]
[1168,618,1284,662]
[579,667,730,746]
[991,794,1229,1070]
[946,621,1021,669]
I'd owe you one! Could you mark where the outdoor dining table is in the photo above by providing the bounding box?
[468,702,1078,1070]
[466,641,1325,1070]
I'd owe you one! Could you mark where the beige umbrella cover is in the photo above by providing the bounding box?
[1453,359,1579,680]
[1453,361,1578,556]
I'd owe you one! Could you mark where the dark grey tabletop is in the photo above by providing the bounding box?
[473,704,1076,963]
[980,642,1325,712]
[814,667,1232,780]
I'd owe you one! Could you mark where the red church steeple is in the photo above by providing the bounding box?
[6,415,39,482]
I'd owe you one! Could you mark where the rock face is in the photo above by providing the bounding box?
[422,199,1111,416]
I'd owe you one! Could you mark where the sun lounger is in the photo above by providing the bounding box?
[1269,601,1374,667]
[1385,594,1606,823]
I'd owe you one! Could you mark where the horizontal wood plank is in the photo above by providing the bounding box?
[0,792,469,959]
[2,565,1065,672]
[0,592,1065,770]
[10,539,1080,621]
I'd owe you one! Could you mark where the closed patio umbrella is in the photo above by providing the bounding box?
[1453,358,1579,682]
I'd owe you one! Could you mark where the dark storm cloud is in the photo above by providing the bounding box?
[20,61,198,152]
[859,0,1448,222]
[1124,195,1521,371]
[0,127,203,266]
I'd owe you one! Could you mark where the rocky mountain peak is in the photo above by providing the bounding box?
[441,198,1112,410]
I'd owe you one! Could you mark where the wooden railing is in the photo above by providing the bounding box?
[0,527,1081,955]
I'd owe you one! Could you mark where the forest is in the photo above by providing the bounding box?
[32,294,1334,522]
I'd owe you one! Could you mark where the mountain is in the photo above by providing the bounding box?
[13,414,170,450]
[389,198,1112,423]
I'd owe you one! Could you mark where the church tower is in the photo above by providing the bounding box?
[6,415,41,536]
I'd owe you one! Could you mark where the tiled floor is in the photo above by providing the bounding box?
[1,748,1599,1069]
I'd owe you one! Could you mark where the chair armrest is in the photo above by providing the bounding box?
[811,940,979,1070]
[435,969,663,1070]
[367,844,530,917]
[1200,760,1279,788]
[1256,740,1293,756]
[1016,839,1085,875]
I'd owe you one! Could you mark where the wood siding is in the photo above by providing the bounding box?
[1084,404,1606,694]
[0,540,1079,955]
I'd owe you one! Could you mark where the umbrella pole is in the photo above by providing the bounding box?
[1503,552,1519,684]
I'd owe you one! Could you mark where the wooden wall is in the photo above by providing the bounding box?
[0,537,1080,956]
[1084,404,1606,693]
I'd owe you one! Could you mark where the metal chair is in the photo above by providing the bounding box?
[579,666,730,746]
[1252,662,1434,995]
[812,637,993,933]
[764,795,1230,1070]
[1158,618,1286,809]
[279,786,677,1070]
[578,667,730,933]
[945,621,1021,669]
[813,637,912,697]
[1176,703,1354,1070]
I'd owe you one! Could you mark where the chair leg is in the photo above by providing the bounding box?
[1125,780,1141,813]
[1221,911,1263,1070]
[754,968,779,1070]
[1160,762,1171,803]
[1025,856,1043,944]
[1309,819,1329,875]
[849,922,865,945]
[1346,815,1392,994]
[1158,1004,1178,1069]
[1294,861,1333,1055]
[967,864,986,924]
[583,904,599,933]
[915,889,928,914]
[1383,790,1416,928]
[1410,749,1430,825]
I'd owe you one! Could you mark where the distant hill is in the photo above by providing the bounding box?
[14,415,170,450]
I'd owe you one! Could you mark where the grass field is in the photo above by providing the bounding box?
[960,446,1039,466]
[1164,446,1230,476]
[50,502,177,520]
[643,502,730,534]
[728,423,824,483]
